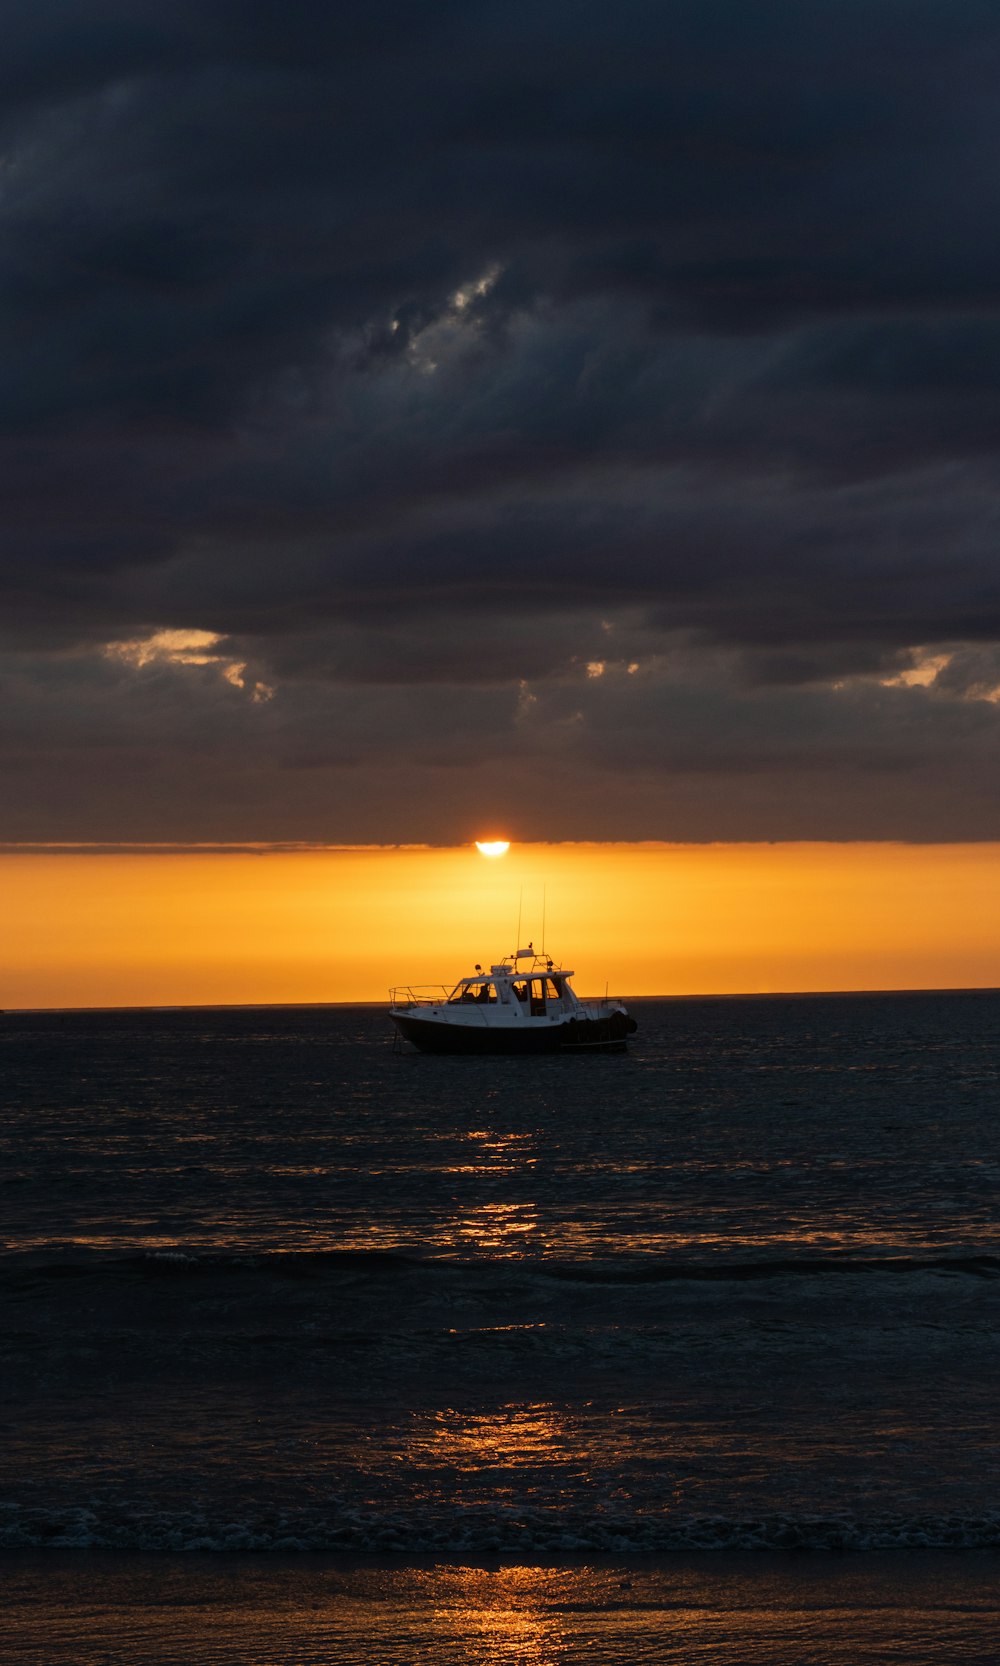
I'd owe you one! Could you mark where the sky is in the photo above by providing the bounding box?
[2,4,1000,1004]
[5,843,1000,1008]
[3,0,1000,848]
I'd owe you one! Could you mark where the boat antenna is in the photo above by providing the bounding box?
[541,885,546,957]
[516,886,522,956]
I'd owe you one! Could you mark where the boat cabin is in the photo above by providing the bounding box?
[448,969,569,1016]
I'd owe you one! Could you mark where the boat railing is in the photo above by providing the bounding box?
[493,954,564,974]
[389,984,452,1008]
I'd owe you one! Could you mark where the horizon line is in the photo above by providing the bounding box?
[4,985,998,1016]
[4,837,1000,856]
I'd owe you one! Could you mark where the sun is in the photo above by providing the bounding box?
[475,839,511,858]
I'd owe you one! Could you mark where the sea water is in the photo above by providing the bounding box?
[2,992,999,1657]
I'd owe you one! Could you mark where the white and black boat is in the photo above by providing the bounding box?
[389,946,637,1054]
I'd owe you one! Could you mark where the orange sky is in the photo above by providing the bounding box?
[1,841,998,1009]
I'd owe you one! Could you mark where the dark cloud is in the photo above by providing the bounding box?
[3,0,1000,838]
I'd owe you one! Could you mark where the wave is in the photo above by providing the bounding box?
[539,1254,1000,1283]
[4,1247,999,1284]
[3,1501,1000,1554]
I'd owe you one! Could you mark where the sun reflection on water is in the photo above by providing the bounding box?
[457,1200,540,1252]
[431,1565,568,1665]
[426,1403,579,1476]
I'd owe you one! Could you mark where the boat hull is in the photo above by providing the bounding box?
[391,1010,635,1055]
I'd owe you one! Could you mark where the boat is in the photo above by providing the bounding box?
[389,945,638,1054]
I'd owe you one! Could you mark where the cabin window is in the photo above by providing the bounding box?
[512,980,529,1003]
[542,977,562,1000]
[529,978,547,1016]
[450,981,498,1004]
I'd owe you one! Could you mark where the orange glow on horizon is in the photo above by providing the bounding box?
[1,841,998,1009]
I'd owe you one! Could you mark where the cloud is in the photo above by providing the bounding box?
[4,1,1000,837]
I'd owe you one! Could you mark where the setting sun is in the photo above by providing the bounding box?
[474,840,511,858]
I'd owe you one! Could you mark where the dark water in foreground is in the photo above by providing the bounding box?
[2,991,999,1657]
[4,1553,1000,1663]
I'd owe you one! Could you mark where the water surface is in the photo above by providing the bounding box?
[1,992,998,1562]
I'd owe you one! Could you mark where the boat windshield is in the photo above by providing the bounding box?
[448,981,498,1004]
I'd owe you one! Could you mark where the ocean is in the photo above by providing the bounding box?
[2,991,999,1660]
